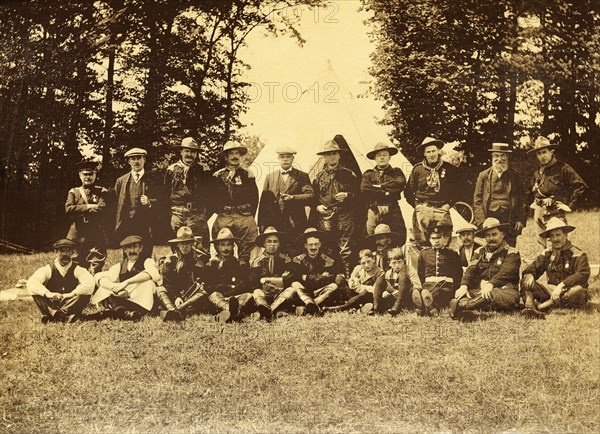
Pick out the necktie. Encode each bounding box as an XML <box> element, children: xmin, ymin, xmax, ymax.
<box><xmin>268</xmin><ymin>256</ymin><xmax>274</xmax><ymax>275</ymax></box>
<box><xmin>134</xmin><ymin>172</ymin><xmax>140</xmax><ymax>182</ymax></box>
<box><xmin>376</xmin><ymin>254</ymin><xmax>382</xmax><ymax>269</ymax></box>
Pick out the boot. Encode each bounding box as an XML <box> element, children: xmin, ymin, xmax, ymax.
<box><xmin>271</xmin><ymin>287</ymin><xmax>295</xmax><ymax>316</ymax></box>
<box><xmin>521</xmin><ymin>291</ymin><xmax>545</xmax><ymax>320</ymax></box>
<box><xmin>387</xmin><ymin>290</ymin><xmax>404</xmax><ymax>316</ymax></box>
<box><xmin>314</xmin><ymin>285</ymin><xmax>336</xmax><ymax>307</ymax></box>
<box><xmin>253</xmin><ymin>290</ymin><xmax>272</xmax><ymax>321</ymax></box>
<box><xmin>157</xmin><ymin>289</ymin><xmax>182</xmax><ymax>322</ymax></box>
<box><xmin>454</xmin><ymin>296</ymin><xmax>491</xmax><ymax>322</ymax></box>
<box><xmin>296</xmin><ymin>287</ymin><xmax>320</xmax><ymax>315</ymax></box>
<box><xmin>176</xmin><ymin>292</ymin><xmax>207</xmax><ymax>316</ymax></box>
<box><xmin>209</xmin><ymin>292</ymin><xmax>239</xmax><ymax>323</ymax></box>
<box><xmin>372</xmin><ymin>277</ymin><xmax>386</xmax><ymax>314</ymax></box>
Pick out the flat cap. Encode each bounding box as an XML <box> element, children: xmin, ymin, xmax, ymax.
<box><xmin>124</xmin><ymin>148</ymin><xmax>147</xmax><ymax>158</ymax></box>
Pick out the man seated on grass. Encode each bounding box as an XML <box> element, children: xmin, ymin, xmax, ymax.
<box><xmin>157</xmin><ymin>226</ymin><xmax>209</xmax><ymax>322</ymax></box>
<box><xmin>91</xmin><ymin>235</ymin><xmax>158</xmax><ymax>321</ymax></box>
<box><xmin>27</xmin><ymin>238</ymin><xmax>95</xmax><ymax>323</ymax></box>
<box><xmin>323</xmin><ymin>249</ymin><xmax>384</xmax><ymax>314</ymax></box>
<box><xmin>449</xmin><ymin>218</ymin><xmax>520</xmax><ymax>321</ymax></box>
<box><xmin>413</xmin><ymin>222</ymin><xmax>462</xmax><ymax>316</ymax></box>
<box><xmin>377</xmin><ymin>247</ymin><xmax>414</xmax><ymax>316</ymax></box>
<box><xmin>365</xmin><ymin>224</ymin><xmax>401</xmax><ymax>271</ymax></box>
<box><xmin>204</xmin><ymin>228</ymin><xmax>255</xmax><ymax>322</ymax></box>
<box><xmin>455</xmin><ymin>223</ymin><xmax>481</xmax><ymax>269</ymax></box>
<box><xmin>249</xmin><ymin>227</ymin><xmax>293</xmax><ymax>321</ymax></box>
<box><xmin>270</xmin><ymin>228</ymin><xmax>346</xmax><ymax>316</ymax></box>
<box><xmin>520</xmin><ymin>217</ymin><xmax>590</xmax><ymax>319</ymax></box>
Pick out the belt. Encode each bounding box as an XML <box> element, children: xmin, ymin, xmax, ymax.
<box><xmin>222</xmin><ymin>204</ymin><xmax>251</xmax><ymax>214</ymax></box>
<box><xmin>425</xmin><ymin>276</ymin><xmax>454</xmax><ymax>284</ymax></box>
<box><xmin>416</xmin><ymin>200</ymin><xmax>447</xmax><ymax>207</ymax></box>
<box><xmin>172</xmin><ymin>202</ymin><xmax>195</xmax><ymax>212</ymax></box>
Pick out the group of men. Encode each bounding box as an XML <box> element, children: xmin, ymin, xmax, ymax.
<box><xmin>27</xmin><ymin>134</ymin><xmax>591</xmax><ymax>323</ymax></box>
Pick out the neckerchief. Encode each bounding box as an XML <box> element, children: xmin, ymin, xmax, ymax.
<box><xmin>422</xmin><ymin>159</ymin><xmax>443</xmax><ymax>192</ymax></box>
<box><xmin>484</xmin><ymin>241</ymin><xmax>507</xmax><ymax>261</ymax></box>
<box><xmin>533</xmin><ymin>157</ymin><xmax>557</xmax><ymax>196</ymax></box>
<box><xmin>175</xmin><ymin>160</ymin><xmax>191</xmax><ymax>186</ymax></box>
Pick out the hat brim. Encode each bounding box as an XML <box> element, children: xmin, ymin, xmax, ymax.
<box><xmin>475</xmin><ymin>223</ymin><xmax>512</xmax><ymax>238</ymax></box>
<box><xmin>177</xmin><ymin>145</ymin><xmax>201</xmax><ymax>151</ymax></box>
<box><xmin>366</xmin><ymin>147</ymin><xmax>399</xmax><ymax>160</ymax></box>
<box><xmin>316</xmin><ymin>149</ymin><xmax>348</xmax><ymax>156</ymax></box>
<box><xmin>210</xmin><ymin>237</ymin><xmax>240</xmax><ymax>244</ymax></box>
<box><xmin>527</xmin><ymin>144</ymin><xmax>557</xmax><ymax>154</ymax></box>
<box><xmin>416</xmin><ymin>141</ymin><xmax>444</xmax><ymax>153</ymax></box>
<box><xmin>296</xmin><ymin>230</ymin><xmax>327</xmax><ymax>244</ymax></box>
<box><xmin>455</xmin><ymin>228</ymin><xmax>477</xmax><ymax>234</ymax></box>
<box><xmin>219</xmin><ymin>147</ymin><xmax>248</xmax><ymax>156</ymax></box>
<box><xmin>168</xmin><ymin>237</ymin><xmax>196</xmax><ymax>244</ymax></box>
<box><xmin>256</xmin><ymin>232</ymin><xmax>285</xmax><ymax>246</ymax></box>
<box><xmin>539</xmin><ymin>225</ymin><xmax>575</xmax><ymax>239</ymax></box>
<box><xmin>366</xmin><ymin>231</ymin><xmax>401</xmax><ymax>240</ymax></box>
<box><xmin>487</xmin><ymin>149</ymin><xmax>513</xmax><ymax>153</ymax></box>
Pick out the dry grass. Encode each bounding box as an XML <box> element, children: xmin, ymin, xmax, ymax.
<box><xmin>0</xmin><ymin>211</ymin><xmax>599</xmax><ymax>433</ymax></box>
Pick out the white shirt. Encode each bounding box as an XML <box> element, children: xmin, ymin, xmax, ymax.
<box><xmin>27</xmin><ymin>259</ymin><xmax>95</xmax><ymax>297</ymax></box>
<box><xmin>95</xmin><ymin>258</ymin><xmax>161</xmax><ymax>287</ymax></box>
<box><xmin>131</xmin><ymin>169</ymin><xmax>145</xmax><ymax>183</ymax></box>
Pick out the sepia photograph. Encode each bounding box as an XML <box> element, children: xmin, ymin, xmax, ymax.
<box><xmin>0</xmin><ymin>0</ymin><xmax>598</xmax><ymax>432</ymax></box>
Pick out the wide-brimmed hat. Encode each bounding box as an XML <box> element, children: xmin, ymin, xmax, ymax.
<box><xmin>53</xmin><ymin>238</ymin><xmax>78</xmax><ymax>250</ymax></box>
<box><xmin>488</xmin><ymin>142</ymin><xmax>513</xmax><ymax>153</ymax></box>
<box><xmin>275</xmin><ymin>146</ymin><xmax>297</xmax><ymax>155</ymax></box>
<box><xmin>296</xmin><ymin>227</ymin><xmax>326</xmax><ymax>244</ymax></box>
<box><xmin>256</xmin><ymin>227</ymin><xmax>286</xmax><ymax>246</ymax></box>
<box><xmin>218</xmin><ymin>141</ymin><xmax>247</xmax><ymax>157</ymax></box>
<box><xmin>316</xmin><ymin>140</ymin><xmax>348</xmax><ymax>156</ymax></box>
<box><xmin>366</xmin><ymin>224</ymin><xmax>400</xmax><ymax>241</ymax></box>
<box><xmin>178</xmin><ymin>137</ymin><xmax>201</xmax><ymax>151</ymax></box>
<box><xmin>168</xmin><ymin>226</ymin><xmax>195</xmax><ymax>244</ymax></box>
<box><xmin>124</xmin><ymin>148</ymin><xmax>147</xmax><ymax>158</ymax></box>
<box><xmin>76</xmin><ymin>160</ymin><xmax>98</xmax><ymax>173</ymax></box>
<box><xmin>527</xmin><ymin>136</ymin><xmax>557</xmax><ymax>154</ymax></box>
<box><xmin>455</xmin><ymin>223</ymin><xmax>478</xmax><ymax>235</ymax></box>
<box><xmin>475</xmin><ymin>218</ymin><xmax>511</xmax><ymax>237</ymax></box>
<box><xmin>539</xmin><ymin>217</ymin><xmax>575</xmax><ymax>239</ymax></box>
<box><xmin>416</xmin><ymin>137</ymin><xmax>445</xmax><ymax>154</ymax></box>
<box><xmin>120</xmin><ymin>235</ymin><xmax>143</xmax><ymax>247</ymax></box>
<box><xmin>366</xmin><ymin>142</ymin><xmax>399</xmax><ymax>160</ymax></box>
<box><xmin>210</xmin><ymin>228</ymin><xmax>240</xmax><ymax>244</ymax></box>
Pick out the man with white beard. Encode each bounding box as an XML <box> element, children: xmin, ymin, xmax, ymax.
<box><xmin>472</xmin><ymin>143</ymin><xmax>527</xmax><ymax>246</ymax></box>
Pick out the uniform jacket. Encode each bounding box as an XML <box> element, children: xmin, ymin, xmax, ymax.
<box><xmin>249</xmin><ymin>252</ymin><xmax>292</xmax><ymax>287</ymax></box>
<box><xmin>203</xmin><ymin>256</ymin><xmax>250</xmax><ymax>297</ymax></box>
<box><xmin>404</xmin><ymin>160</ymin><xmax>460</xmax><ymax>207</ymax></box>
<box><xmin>213</xmin><ymin>167</ymin><xmax>259</xmax><ymax>216</ymax></box>
<box><xmin>289</xmin><ymin>252</ymin><xmax>344</xmax><ymax>291</ymax></box>
<box><xmin>473</xmin><ymin>167</ymin><xmax>527</xmax><ymax>227</ymax></box>
<box><xmin>313</xmin><ymin>166</ymin><xmax>359</xmax><ymax>212</ymax></box>
<box><xmin>523</xmin><ymin>241</ymin><xmax>590</xmax><ymax>288</ymax></box>
<box><xmin>257</xmin><ymin>167</ymin><xmax>313</xmax><ymax>232</ymax></box>
<box><xmin>160</xmin><ymin>251</ymin><xmax>206</xmax><ymax>299</ymax></box>
<box><xmin>529</xmin><ymin>159</ymin><xmax>587</xmax><ymax>209</ymax></box>
<box><xmin>462</xmin><ymin>243</ymin><xmax>521</xmax><ymax>289</ymax></box>
<box><xmin>114</xmin><ymin>170</ymin><xmax>162</xmax><ymax>232</ymax></box>
<box><xmin>65</xmin><ymin>184</ymin><xmax>109</xmax><ymax>243</ymax></box>
<box><xmin>163</xmin><ymin>161</ymin><xmax>215</xmax><ymax>213</ymax></box>
<box><xmin>360</xmin><ymin>165</ymin><xmax>406</xmax><ymax>209</ymax></box>
<box><xmin>417</xmin><ymin>247</ymin><xmax>463</xmax><ymax>290</ymax></box>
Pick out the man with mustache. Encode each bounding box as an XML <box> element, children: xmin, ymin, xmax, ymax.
<box><xmin>114</xmin><ymin>148</ymin><xmax>161</xmax><ymax>259</ymax></box>
<box><xmin>91</xmin><ymin>235</ymin><xmax>159</xmax><ymax>320</ymax></box>
<box><xmin>473</xmin><ymin>143</ymin><xmax>527</xmax><ymax>247</ymax></box>
<box><xmin>455</xmin><ymin>223</ymin><xmax>481</xmax><ymax>269</ymax></box>
<box><xmin>203</xmin><ymin>228</ymin><xmax>255</xmax><ymax>322</ymax></box>
<box><xmin>27</xmin><ymin>239</ymin><xmax>95</xmax><ymax>323</ymax></box>
<box><xmin>449</xmin><ymin>218</ymin><xmax>521</xmax><ymax>321</ymax></box>
<box><xmin>528</xmin><ymin>136</ymin><xmax>587</xmax><ymax>247</ymax></box>
<box><xmin>361</xmin><ymin>142</ymin><xmax>407</xmax><ymax>247</ymax></box>
<box><xmin>520</xmin><ymin>218</ymin><xmax>590</xmax><ymax>319</ymax></box>
<box><xmin>163</xmin><ymin>137</ymin><xmax>215</xmax><ymax>251</ymax></box>
<box><xmin>65</xmin><ymin>160</ymin><xmax>109</xmax><ymax>274</ymax></box>
<box><xmin>212</xmin><ymin>141</ymin><xmax>259</xmax><ymax>263</ymax></box>
<box><xmin>404</xmin><ymin>137</ymin><xmax>460</xmax><ymax>249</ymax></box>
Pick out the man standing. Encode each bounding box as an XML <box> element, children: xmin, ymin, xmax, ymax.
<box><xmin>449</xmin><ymin>218</ymin><xmax>521</xmax><ymax>321</ymax></box>
<box><xmin>114</xmin><ymin>148</ymin><xmax>160</xmax><ymax>259</ymax></box>
<box><xmin>404</xmin><ymin>137</ymin><xmax>460</xmax><ymax>248</ymax></box>
<box><xmin>204</xmin><ymin>228</ymin><xmax>255</xmax><ymax>322</ymax></box>
<box><xmin>473</xmin><ymin>142</ymin><xmax>527</xmax><ymax>246</ymax></box>
<box><xmin>313</xmin><ymin>140</ymin><xmax>360</xmax><ymax>275</ymax></box>
<box><xmin>65</xmin><ymin>160</ymin><xmax>109</xmax><ymax>273</ymax></box>
<box><xmin>249</xmin><ymin>227</ymin><xmax>293</xmax><ymax>321</ymax></box>
<box><xmin>529</xmin><ymin>136</ymin><xmax>588</xmax><ymax>247</ymax></box>
<box><xmin>92</xmin><ymin>235</ymin><xmax>159</xmax><ymax>320</ymax></box>
<box><xmin>157</xmin><ymin>226</ymin><xmax>209</xmax><ymax>322</ymax></box>
<box><xmin>164</xmin><ymin>137</ymin><xmax>215</xmax><ymax>251</ymax></box>
<box><xmin>212</xmin><ymin>141</ymin><xmax>259</xmax><ymax>263</ymax></box>
<box><xmin>257</xmin><ymin>146</ymin><xmax>313</xmax><ymax>241</ymax></box>
<box><xmin>27</xmin><ymin>239</ymin><xmax>95</xmax><ymax>323</ymax></box>
<box><xmin>521</xmin><ymin>218</ymin><xmax>590</xmax><ymax>319</ymax></box>
<box><xmin>361</xmin><ymin>142</ymin><xmax>407</xmax><ymax>246</ymax></box>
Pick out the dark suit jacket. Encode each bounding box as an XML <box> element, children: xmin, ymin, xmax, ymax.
<box><xmin>473</xmin><ymin>167</ymin><xmax>527</xmax><ymax>228</ymax></box>
<box><xmin>114</xmin><ymin>171</ymin><xmax>161</xmax><ymax>233</ymax></box>
<box><xmin>258</xmin><ymin>167</ymin><xmax>313</xmax><ymax>234</ymax></box>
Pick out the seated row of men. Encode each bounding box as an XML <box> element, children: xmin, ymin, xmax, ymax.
<box><xmin>28</xmin><ymin>213</ymin><xmax>591</xmax><ymax>323</ymax></box>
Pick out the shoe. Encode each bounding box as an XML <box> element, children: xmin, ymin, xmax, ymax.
<box><xmin>305</xmin><ymin>302</ymin><xmax>320</xmax><ymax>316</ymax></box>
<box><xmin>387</xmin><ymin>308</ymin><xmax>400</xmax><ymax>317</ymax></box>
<box><xmin>52</xmin><ymin>311</ymin><xmax>66</xmax><ymax>322</ymax></box>
<box><xmin>65</xmin><ymin>314</ymin><xmax>78</xmax><ymax>323</ymax></box>
<box><xmin>449</xmin><ymin>298</ymin><xmax>459</xmax><ymax>320</ymax></box>
<box><xmin>412</xmin><ymin>289</ymin><xmax>423</xmax><ymax>308</ymax></box>
<box><xmin>248</xmin><ymin>312</ymin><xmax>261</xmax><ymax>322</ymax></box>
<box><xmin>456</xmin><ymin>309</ymin><xmax>481</xmax><ymax>323</ymax></box>
<box><xmin>121</xmin><ymin>310</ymin><xmax>142</xmax><ymax>321</ymax></box>
<box><xmin>322</xmin><ymin>306</ymin><xmax>342</xmax><ymax>313</ymax></box>
<box><xmin>160</xmin><ymin>309</ymin><xmax>182</xmax><ymax>322</ymax></box>
<box><xmin>521</xmin><ymin>307</ymin><xmax>546</xmax><ymax>320</ymax></box>
<box><xmin>421</xmin><ymin>289</ymin><xmax>433</xmax><ymax>308</ymax></box>
<box><xmin>257</xmin><ymin>304</ymin><xmax>273</xmax><ymax>322</ymax></box>
<box><xmin>40</xmin><ymin>315</ymin><xmax>52</xmax><ymax>324</ymax></box>
<box><xmin>360</xmin><ymin>303</ymin><xmax>374</xmax><ymax>315</ymax></box>
<box><xmin>295</xmin><ymin>306</ymin><xmax>306</xmax><ymax>316</ymax></box>
<box><xmin>228</xmin><ymin>297</ymin><xmax>240</xmax><ymax>319</ymax></box>
<box><xmin>215</xmin><ymin>311</ymin><xmax>232</xmax><ymax>323</ymax></box>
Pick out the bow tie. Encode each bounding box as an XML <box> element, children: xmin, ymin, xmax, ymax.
<box><xmin>281</xmin><ymin>170</ymin><xmax>291</xmax><ymax>175</ymax></box>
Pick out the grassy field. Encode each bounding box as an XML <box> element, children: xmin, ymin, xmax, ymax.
<box><xmin>1</xmin><ymin>211</ymin><xmax>599</xmax><ymax>433</ymax></box>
